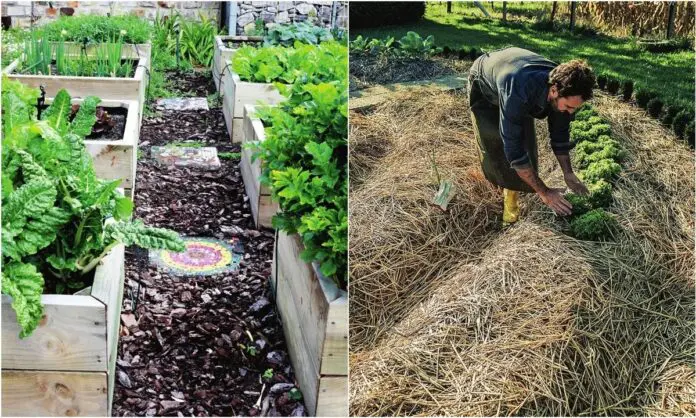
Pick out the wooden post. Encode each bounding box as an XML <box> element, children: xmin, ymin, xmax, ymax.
<box><xmin>502</xmin><ymin>2</ymin><xmax>507</xmax><ymax>22</ymax></box>
<box><xmin>447</xmin><ymin>1</ymin><xmax>452</xmax><ymax>13</ymax></box>
<box><xmin>569</xmin><ymin>1</ymin><xmax>577</xmax><ymax>31</ymax></box>
<box><xmin>550</xmin><ymin>1</ymin><xmax>558</xmax><ymax>23</ymax></box>
<box><xmin>666</xmin><ymin>1</ymin><xmax>677</xmax><ymax>39</ymax></box>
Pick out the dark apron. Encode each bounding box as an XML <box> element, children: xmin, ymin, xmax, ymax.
<box><xmin>468</xmin><ymin>59</ymin><xmax>539</xmax><ymax>193</ymax></box>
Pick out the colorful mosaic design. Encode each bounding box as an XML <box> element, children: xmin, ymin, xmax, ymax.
<box><xmin>150</xmin><ymin>237</ymin><xmax>243</xmax><ymax>276</ymax></box>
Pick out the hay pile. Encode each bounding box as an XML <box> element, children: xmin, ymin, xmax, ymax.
<box><xmin>349</xmin><ymin>89</ymin><xmax>695</xmax><ymax>416</ymax></box>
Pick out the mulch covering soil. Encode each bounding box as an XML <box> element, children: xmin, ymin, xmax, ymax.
<box><xmin>349</xmin><ymin>53</ymin><xmax>468</xmax><ymax>91</ymax></box>
<box><xmin>113</xmin><ymin>72</ymin><xmax>306</xmax><ymax>417</ymax></box>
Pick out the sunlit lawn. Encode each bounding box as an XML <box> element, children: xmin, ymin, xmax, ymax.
<box><xmin>353</xmin><ymin>4</ymin><xmax>695</xmax><ymax>110</ymax></box>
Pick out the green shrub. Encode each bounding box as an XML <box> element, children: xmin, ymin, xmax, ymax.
<box><xmin>606</xmin><ymin>78</ymin><xmax>620</xmax><ymax>94</ymax></box>
<box><xmin>587</xmin><ymin>179</ymin><xmax>613</xmax><ymax>208</ymax></box>
<box><xmin>621</xmin><ymin>80</ymin><xmax>634</xmax><ymax>101</ymax></box>
<box><xmin>660</xmin><ymin>105</ymin><xmax>683</xmax><ymax>126</ymax></box>
<box><xmin>582</xmin><ymin>159</ymin><xmax>622</xmax><ymax>183</ymax></box>
<box><xmin>566</xmin><ymin>193</ymin><xmax>592</xmax><ymax>215</ymax></box>
<box><xmin>570</xmin><ymin>209</ymin><xmax>618</xmax><ymax>241</ymax></box>
<box><xmin>646</xmin><ymin>98</ymin><xmax>664</xmax><ymax>118</ymax></box>
<box><xmin>635</xmin><ymin>89</ymin><xmax>657</xmax><ymax>108</ymax></box>
<box><xmin>574</xmin><ymin>137</ymin><xmax>625</xmax><ymax>168</ymax></box>
<box><xmin>596</xmin><ymin>74</ymin><xmax>608</xmax><ymax>90</ymax></box>
<box><xmin>574</xmin><ymin>105</ymin><xmax>599</xmax><ymax>122</ymax></box>
<box><xmin>41</xmin><ymin>15</ymin><xmax>152</xmax><ymax>44</ymax></box>
<box><xmin>672</xmin><ymin>110</ymin><xmax>691</xmax><ymax>139</ymax></box>
<box><xmin>684</xmin><ymin>121</ymin><xmax>695</xmax><ymax>147</ymax></box>
<box><xmin>458</xmin><ymin>47</ymin><xmax>468</xmax><ymax>60</ymax></box>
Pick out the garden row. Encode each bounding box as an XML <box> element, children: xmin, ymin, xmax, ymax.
<box><xmin>211</xmin><ymin>31</ymin><xmax>348</xmax><ymax>417</ymax></box>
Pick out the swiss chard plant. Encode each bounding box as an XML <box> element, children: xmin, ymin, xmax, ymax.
<box><xmin>1</xmin><ymin>77</ymin><xmax>185</xmax><ymax>338</ymax></box>
<box><xmin>248</xmin><ymin>45</ymin><xmax>348</xmax><ymax>289</ymax></box>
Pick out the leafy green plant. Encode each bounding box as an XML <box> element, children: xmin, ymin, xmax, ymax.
<box><xmin>251</xmin><ymin>44</ymin><xmax>348</xmax><ymax>289</ymax></box>
<box><xmin>684</xmin><ymin>121</ymin><xmax>695</xmax><ymax>147</ymax></box>
<box><xmin>596</xmin><ymin>74</ymin><xmax>608</xmax><ymax>90</ymax></box>
<box><xmin>621</xmin><ymin>80</ymin><xmax>634</xmax><ymax>102</ymax></box>
<box><xmin>265</xmin><ymin>22</ymin><xmax>334</xmax><ymax>46</ymax></box>
<box><xmin>570</xmin><ymin>122</ymin><xmax>612</xmax><ymax>143</ymax></box>
<box><xmin>581</xmin><ymin>159</ymin><xmax>622</xmax><ymax>183</ymax></box>
<box><xmin>288</xmin><ymin>388</ymin><xmax>303</xmax><ymax>401</ymax></box>
<box><xmin>41</xmin><ymin>15</ymin><xmax>151</xmax><ymax>44</ymax></box>
<box><xmin>606</xmin><ymin>78</ymin><xmax>620</xmax><ymax>95</ymax></box>
<box><xmin>398</xmin><ymin>31</ymin><xmax>441</xmax><ymax>57</ymax></box>
<box><xmin>635</xmin><ymin>88</ymin><xmax>657</xmax><ymax>108</ymax></box>
<box><xmin>2</xmin><ymin>77</ymin><xmax>185</xmax><ymax>338</ymax></box>
<box><xmin>218</xmin><ymin>152</ymin><xmax>241</xmax><ymax>160</ymax></box>
<box><xmin>262</xmin><ymin>368</ymin><xmax>274</xmax><ymax>380</ymax></box>
<box><xmin>570</xmin><ymin>209</ymin><xmax>618</xmax><ymax>241</ymax></box>
<box><xmin>233</xmin><ymin>41</ymin><xmax>348</xmax><ymax>85</ymax></box>
<box><xmin>672</xmin><ymin>110</ymin><xmax>691</xmax><ymax>139</ymax></box>
<box><xmin>573</xmin><ymin>135</ymin><xmax>625</xmax><ymax>168</ymax></box>
<box><xmin>660</xmin><ymin>105</ymin><xmax>683</xmax><ymax>126</ymax></box>
<box><xmin>23</xmin><ymin>31</ymin><xmax>52</xmax><ymax>75</ymax></box>
<box><xmin>646</xmin><ymin>98</ymin><xmax>663</xmax><ymax>118</ymax></box>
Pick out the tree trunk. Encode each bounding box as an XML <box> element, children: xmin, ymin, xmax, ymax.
<box><xmin>550</xmin><ymin>2</ymin><xmax>558</xmax><ymax>22</ymax></box>
<box><xmin>447</xmin><ymin>1</ymin><xmax>452</xmax><ymax>14</ymax></box>
<box><xmin>570</xmin><ymin>1</ymin><xmax>577</xmax><ymax>31</ymax></box>
<box><xmin>502</xmin><ymin>1</ymin><xmax>507</xmax><ymax>22</ymax></box>
<box><xmin>666</xmin><ymin>1</ymin><xmax>677</xmax><ymax>39</ymax></box>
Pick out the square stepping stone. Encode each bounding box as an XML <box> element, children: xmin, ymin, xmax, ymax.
<box><xmin>149</xmin><ymin>237</ymin><xmax>244</xmax><ymax>277</ymax></box>
<box><xmin>151</xmin><ymin>146</ymin><xmax>221</xmax><ymax>170</ymax></box>
<box><xmin>155</xmin><ymin>97</ymin><xmax>209</xmax><ymax>111</ymax></box>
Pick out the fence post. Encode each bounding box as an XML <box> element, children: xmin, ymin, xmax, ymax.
<box><xmin>666</xmin><ymin>1</ymin><xmax>677</xmax><ymax>39</ymax></box>
<box><xmin>569</xmin><ymin>1</ymin><xmax>577</xmax><ymax>31</ymax></box>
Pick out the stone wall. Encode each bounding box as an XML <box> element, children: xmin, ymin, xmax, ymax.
<box><xmin>2</xmin><ymin>1</ymin><xmax>347</xmax><ymax>32</ymax></box>
<box><xmin>1</xmin><ymin>1</ymin><xmax>221</xmax><ymax>28</ymax></box>
<box><xmin>234</xmin><ymin>1</ymin><xmax>348</xmax><ymax>35</ymax></box>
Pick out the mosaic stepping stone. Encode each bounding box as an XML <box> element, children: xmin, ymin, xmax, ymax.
<box><xmin>151</xmin><ymin>146</ymin><xmax>221</xmax><ymax>170</ymax></box>
<box><xmin>155</xmin><ymin>97</ymin><xmax>209</xmax><ymax>111</ymax></box>
<box><xmin>150</xmin><ymin>237</ymin><xmax>244</xmax><ymax>277</ymax></box>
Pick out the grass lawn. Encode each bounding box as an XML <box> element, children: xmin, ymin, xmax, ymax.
<box><xmin>352</xmin><ymin>4</ymin><xmax>695</xmax><ymax>111</ymax></box>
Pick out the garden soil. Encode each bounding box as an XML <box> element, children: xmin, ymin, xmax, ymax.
<box><xmin>349</xmin><ymin>89</ymin><xmax>694</xmax><ymax>416</ymax></box>
<box><xmin>112</xmin><ymin>72</ymin><xmax>306</xmax><ymax>417</ymax></box>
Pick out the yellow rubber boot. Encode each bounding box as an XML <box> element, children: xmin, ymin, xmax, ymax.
<box><xmin>502</xmin><ymin>189</ymin><xmax>520</xmax><ymax>225</ymax></box>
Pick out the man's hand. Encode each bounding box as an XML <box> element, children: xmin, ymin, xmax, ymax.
<box><xmin>539</xmin><ymin>187</ymin><xmax>573</xmax><ymax>216</ymax></box>
<box><xmin>564</xmin><ymin>172</ymin><xmax>589</xmax><ymax>196</ymax></box>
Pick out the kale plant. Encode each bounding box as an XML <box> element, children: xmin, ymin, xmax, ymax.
<box><xmin>2</xmin><ymin>77</ymin><xmax>185</xmax><ymax>338</ymax></box>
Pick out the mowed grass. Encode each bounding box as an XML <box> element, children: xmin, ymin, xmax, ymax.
<box><xmin>353</xmin><ymin>4</ymin><xmax>695</xmax><ymax>110</ymax></box>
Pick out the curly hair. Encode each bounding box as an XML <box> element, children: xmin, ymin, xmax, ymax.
<box><xmin>549</xmin><ymin>59</ymin><xmax>596</xmax><ymax>100</ymax></box>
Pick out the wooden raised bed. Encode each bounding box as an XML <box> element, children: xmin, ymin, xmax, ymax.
<box><xmin>241</xmin><ymin>104</ymin><xmax>279</xmax><ymax>229</ymax></box>
<box><xmin>42</xmin><ymin>97</ymin><xmax>140</xmax><ymax>195</ymax></box>
<box><xmin>1</xmin><ymin>244</ymin><xmax>126</xmax><ymax>417</ymax></box>
<box><xmin>3</xmin><ymin>43</ymin><xmax>151</xmax><ymax>124</ymax></box>
<box><xmin>212</xmin><ymin>35</ymin><xmax>263</xmax><ymax>91</ymax></box>
<box><xmin>220</xmin><ymin>69</ymin><xmax>284</xmax><ymax>143</ymax></box>
<box><xmin>271</xmin><ymin>231</ymin><xmax>348</xmax><ymax>417</ymax></box>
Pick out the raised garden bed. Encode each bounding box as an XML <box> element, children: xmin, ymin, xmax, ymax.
<box><xmin>220</xmin><ymin>70</ymin><xmax>284</xmax><ymax>143</ymax></box>
<box><xmin>241</xmin><ymin>104</ymin><xmax>279</xmax><ymax>229</ymax></box>
<box><xmin>212</xmin><ymin>35</ymin><xmax>263</xmax><ymax>91</ymax></box>
<box><xmin>271</xmin><ymin>231</ymin><xmax>348</xmax><ymax>417</ymax></box>
<box><xmin>42</xmin><ymin>97</ymin><xmax>140</xmax><ymax>195</ymax></box>
<box><xmin>2</xmin><ymin>244</ymin><xmax>126</xmax><ymax>417</ymax></box>
<box><xmin>3</xmin><ymin>43</ymin><xmax>151</xmax><ymax>124</ymax></box>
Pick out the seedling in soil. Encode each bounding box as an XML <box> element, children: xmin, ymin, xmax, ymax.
<box><xmin>288</xmin><ymin>388</ymin><xmax>303</xmax><ymax>401</ymax></box>
<box><xmin>429</xmin><ymin>149</ymin><xmax>456</xmax><ymax>211</ymax></box>
<box><xmin>218</xmin><ymin>152</ymin><xmax>241</xmax><ymax>160</ymax></box>
<box><xmin>207</xmin><ymin>91</ymin><xmax>222</xmax><ymax>108</ymax></box>
<box><xmin>262</xmin><ymin>368</ymin><xmax>274</xmax><ymax>380</ymax></box>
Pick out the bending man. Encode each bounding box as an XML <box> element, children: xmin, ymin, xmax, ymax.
<box><xmin>468</xmin><ymin>47</ymin><xmax>596</xmax><ymax>223</ymax></box>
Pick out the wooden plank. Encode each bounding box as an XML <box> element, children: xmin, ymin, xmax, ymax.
<box><xmin>231</xmin><ymin>118</ymin><xmax>245</xmax><ymax>143</ymax></box>
<box><xmin>275</xmin><ymin>254</ymin><xmax>321</xmax><ymax>415</ymax></box>
<box><xmin>1</xmin><ymin>295</ymin><xmax>107</xmax><ymax>372</ymax></box>
<box><xmin>231</xmin><ymin>74</ymin><xmax>284</xmax><ymax>118</ymax></box>
<box><xmin>1</xmin><ymin>370</ymin><xmax>108</xmax><ymax>417</ymax></box>
<box><xmin>88</xmin><ymin>243</ymin><xmax>125</xmax><ymax>416</ymax></box>
<box><xmin>240</xmin><ymin>147</ymin><xmax>262</xmax><ymax>227</ymax></box>
<box><xmin>322</xmin><ymin>295</ymin><xmax>348</xmax><ymax>376</ymax></box>
<box><xmin>315</xmin><ymin>376</ymin><xmax>349</xmax><ymax>417</ymax></box>
<box><xmin>213</xmin><ymin>35</ymin><xmax>263</xmax><ymax>92</ymax></box>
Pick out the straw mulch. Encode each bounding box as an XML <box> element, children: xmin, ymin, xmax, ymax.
<box><xmin>349</xmin><ymin>89</ymin><xmax>695</xmax><ymax>416</ymax></box>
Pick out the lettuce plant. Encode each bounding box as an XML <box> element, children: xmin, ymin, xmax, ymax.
<box><xmin>2</xmin><ymin>77</ymin><xmax>185</xmax><ymax>338</ymax></box>
<box><xmin>570</xmin><ymin>209</ymin><xmax>618</xmax><ymax>241</ymax></box>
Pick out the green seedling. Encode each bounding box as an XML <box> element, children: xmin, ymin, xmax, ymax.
<box><xmin>218</xmin><ymin>152</ymin><xmax>241</xmax><ymax>160</ymax></box>
<box><xmin>429</xmin><ymin>149</ymin><xmax>456</xmax><ymax>211</ymax></box>
<box><xmin>262</xmin><ymin>368</ymin><xmax>273</xmax><ymax>380</ymax></box>
<box><xmin>288</xmin><ymin>388</ymin><xmax>303</xmax><ymax>401</ymax></box>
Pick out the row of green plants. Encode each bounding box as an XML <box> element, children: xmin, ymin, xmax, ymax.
<box><xmin>1</xmin><ymin>77</ymin><xmax>185</xmax><ymax>338</ymax></box>
<box><xmin>595</xmin><ymin>74</ymin><xmax>694</xmax><ymax>147</ymax></box>
<box><xmin>350</xmin><ymin>31</ymin><xmax>443</xmax><ymax>59</ymax></box>
<box><xmin>237</xmin><ymin>42</ymin><xmax>348</xmax><ymax>289</ymax></box>
<box><xmin>232</xmin><ymin>40</ymin><xmax>347</xmax><ymax>84</ymax></box>
<box><xmin>20</xmin><ymin>30</ymin><xmax>134</xmax><ymax>78</ymax></box>
<box><xmin>564</xmin><ymin>104</ymin><xmax>625</xmax><ymax>241</ymax></box>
